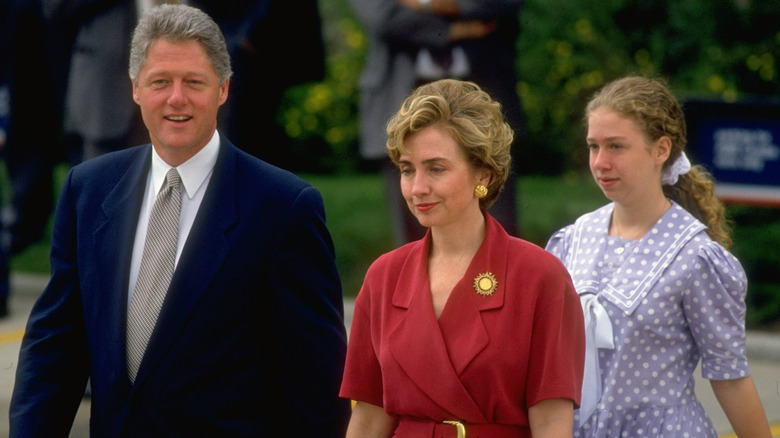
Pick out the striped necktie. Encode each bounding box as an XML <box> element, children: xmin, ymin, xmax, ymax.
<box><xmin>126</xmin><ymin>168</ymin><xmax>182</xmax><ymax>382</ymax></box>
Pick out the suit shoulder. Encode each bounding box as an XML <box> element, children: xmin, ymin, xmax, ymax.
<box><xmin>68</xmin><ymin>145</ymin><xmax>148</xmax><ymax>183</ymax></box>
<box><xmin>234</xmin><ymin>149</ymin><xmax>312</xmax><ymax>193</ymax></box>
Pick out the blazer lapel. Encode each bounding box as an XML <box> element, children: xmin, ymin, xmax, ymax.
<box><xmin>387</xmin><ymin>234</ymin><xmax>488</xmax><ymax>422</ymax></box>
<box><xmin>133</xmin><ymin>138</ymin><xmax>239</xmax><ymax>385</ymax></box>
<box><xmin>437</xmin><ymin>217</ymin><xmax>507</xmax><ymax>376</ymax></box>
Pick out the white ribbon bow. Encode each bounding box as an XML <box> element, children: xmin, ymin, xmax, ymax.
<box><xmin>662</xmin><ymin>152</ymin><xmax>692</xmax><ymax>185</ymax></box>
<box><xmin>577</xmin><ymin>293</ymin><xmax>614</xmax><ymax>426</ymax></box>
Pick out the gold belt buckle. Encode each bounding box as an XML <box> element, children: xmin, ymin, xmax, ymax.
<box><xmin>442</xmin><ymin>420</ymin><xmax>466</xmax><ymax>438</ymax></box>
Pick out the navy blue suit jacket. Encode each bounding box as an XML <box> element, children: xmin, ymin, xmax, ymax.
<box><xmin>10</xmin><ymin>135</ymin><xmax>351</xmax><ymax>437</ymax></box>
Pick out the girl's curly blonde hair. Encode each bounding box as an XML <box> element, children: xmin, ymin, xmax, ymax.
<box><xmin>586</xmin><ymin>76</ymin><xmax>732</xmax><ymax>248</ymax></box>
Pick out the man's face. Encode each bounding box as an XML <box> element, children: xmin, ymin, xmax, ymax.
<box><xmin>132</xmin><ymin>38</ymin><xmax>229</xmax><ymax>166</ymax></box>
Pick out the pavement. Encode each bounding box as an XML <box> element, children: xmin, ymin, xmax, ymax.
<box><xmin>0</xmin><ymin>273</ymin><xmax>778</xmax><ymax>437</ymax></box>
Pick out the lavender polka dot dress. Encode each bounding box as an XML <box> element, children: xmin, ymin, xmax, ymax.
<box><xmin>546</xmin><ymin>201</ymin><xmax>749</xmax><ymax>438</ymax></box>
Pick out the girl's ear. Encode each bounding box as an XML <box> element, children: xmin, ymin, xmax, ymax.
<box><xmin>655</xmin><ymin>136</ymin><xmax>672</xmax><ymax>164</ymax></box>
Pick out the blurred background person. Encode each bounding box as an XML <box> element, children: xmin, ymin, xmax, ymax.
<box><xmin>0</xmin><ymin>0</ymin><xmax>14</xmax><ymax>316</ymax></box>
<box><xmin>0</xmin><ymin>0</ymin><xmax>74</xmax><ymax>315</ymax></box>
<box><xmin>42</xmin><ymin>0</ymin><xmax>173</xmax><ymax>162</ymax></box>
<box><xmin>0</xmin><ymin>1</ymin><xmax>183</xmax><ymax>265</ymax></box>
<box><xmin>2</xmin><ymin>0</ymin><xmax>72</xmax><ymax>256</ymax></box>
<box><xmin>349</xmin><ymin>0</ymin><xmax>524</xmax><ymax>247</ymax></box>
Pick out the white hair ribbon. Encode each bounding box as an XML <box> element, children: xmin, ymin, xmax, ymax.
<box><xmin>662</xmin><ymin>152</ymin><xmax>691</xmax><ymax>185</ymax></box>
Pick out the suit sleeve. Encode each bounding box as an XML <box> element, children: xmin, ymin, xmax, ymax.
<box><xmin>266</xmin><ymin>185</ymin><xmax>351</xmax><ymax>436</ymax></box>
<box><xmin>9</xmin><ymin>169</ymin><xmax>90</xmax><ymax>438</ymax></box>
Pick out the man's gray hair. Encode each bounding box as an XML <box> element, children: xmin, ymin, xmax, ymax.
<box><xmin>129</xmin><ymin>4</ymin><xmax>233</xmax><ymax>84</ymax></box>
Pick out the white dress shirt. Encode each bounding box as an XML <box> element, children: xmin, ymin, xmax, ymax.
<box><xmin>127</xmin><ymin>131</ymin><xmax>219</xmax><ymax>305</ymax></box>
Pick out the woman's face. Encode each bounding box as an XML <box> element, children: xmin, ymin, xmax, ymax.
<box><xmin>587</xmin><ymin>106</ymin><xmax>669</xmax><ymax>206</ymax></box>
<box><xmin>398</xmin><ymin>125</ymin><xmax>488</xmax><ymax>230</ymax></box>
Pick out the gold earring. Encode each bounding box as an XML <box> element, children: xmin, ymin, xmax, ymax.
<box><xmin>474</xmin><ymin>184</ymin><xmax>488</xmax><ymax>199</ymax></box>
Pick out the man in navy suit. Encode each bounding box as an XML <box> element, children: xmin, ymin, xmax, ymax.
<box><xmin>9</xmin><ymin>4</ymin><xmax>351</xmax><ymax>437</ymax></box>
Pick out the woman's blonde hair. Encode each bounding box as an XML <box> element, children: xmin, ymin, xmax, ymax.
<box><xmin>385</xmin><ymin>79</ymin><xmax>514</xmax><ymax>209</ymax></box>
<box><xmin>586</xmin><ymin>76</ymin><xmax>732</xmax><ymax>248</ymax></box>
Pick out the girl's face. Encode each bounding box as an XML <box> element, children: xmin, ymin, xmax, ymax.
<box><xmin>398</xmin><ymin>124</ymin><xmax>488</xmax><ymax>230</ymax></box>
<box><xmin>587</xmin><ymin>106</ymin><xmax>669</xmax><ymax>206</ymax></box>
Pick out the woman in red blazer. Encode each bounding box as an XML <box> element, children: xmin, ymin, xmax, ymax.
<box><xmin>340</xmin><ymin>79</ymin><xmax>586</xmax><ymax>437</ymax></box>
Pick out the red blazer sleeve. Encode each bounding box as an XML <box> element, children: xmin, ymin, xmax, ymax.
<box><xmin>525</xmin><ymin>259</ymin><xmax>586</xmax><ymax>408</ymax></box>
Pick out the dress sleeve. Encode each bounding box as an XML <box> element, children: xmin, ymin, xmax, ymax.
<box><xmin>682</xmin><ymin>240</ymin><xmax>750</xmax><ymax>381</ymax></box>
<box><xmin>340</xmin><ymin>277</ymin><xmax>385</xmax><ymax>407</ymax></box>
<box><xmin>525</xmin><ymin>258</ymin><xmax>586</xmax><ymax>407</ymax></box>
<box><xmin>544</xmin><ymin>226</ymin><xmax>572</xmax><ymax>264</ymax></box>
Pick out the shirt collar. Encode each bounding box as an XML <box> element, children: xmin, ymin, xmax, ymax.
<box><xmin>150</xmin><ymin>130</ymin><xmax>220</xmax><ymax>199</ymax></box>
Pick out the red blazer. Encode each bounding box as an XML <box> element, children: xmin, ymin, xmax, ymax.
<box><xmin>341</xmin><ymin>214</ymin><xmax>585</xmax><ymax>430</ymax></box>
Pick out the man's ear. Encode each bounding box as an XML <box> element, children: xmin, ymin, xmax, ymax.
<box><xmin>218</xmin><ymin>78</ymin><xmax>230</xmax><ymax>106</ymax></box>
<box><xmin>131</xmin><ymin>76</ymin><xmax>140</xmax><ymax>104</ymax></box>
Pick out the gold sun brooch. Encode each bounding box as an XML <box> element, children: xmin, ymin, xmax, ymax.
<box><xmin>473</xmin><ymin>272</ymin><xmax>498</xmax><ymax>297</ymax></box>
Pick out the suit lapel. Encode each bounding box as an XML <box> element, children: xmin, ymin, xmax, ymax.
<box><xmin>91</xmin><ymin>147</ymin><xmax>151</xmax><ymax>380</ymax></box>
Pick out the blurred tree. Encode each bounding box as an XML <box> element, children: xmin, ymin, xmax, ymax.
<box><xmin>516</xmin><ymin>0</ymin><xmax>780</xmax><ymax>173</ymax></box>
<box><xmin>275</xmin><ymin>0</ymin><xmax>364</xmax><ymax>173</ymax></box>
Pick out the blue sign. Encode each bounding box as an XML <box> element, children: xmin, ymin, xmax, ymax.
<box><xmin>685</xmin><ymin>99</ymin><xmax>780</xmax><ymax>206</ymax></box>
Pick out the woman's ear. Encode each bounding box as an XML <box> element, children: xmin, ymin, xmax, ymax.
<box><xmin>477</xmin><ymin>168</ymin><xmax>492</xmax><ymax>186</ymax></box>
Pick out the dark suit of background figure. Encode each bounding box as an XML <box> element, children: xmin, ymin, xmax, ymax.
<box><xmin>0</xmin><ymin>0</ymin><xmax>73</xmax><ymax>259</ymax></box>
<box><xmin>0</xmin><ymin>0</ymin><xmax>17</xmax><ymax>316</ymax></box>
<box><xmin>42</xmin><ymin>0</ymin><xmax>149</xmax><ymax>161</ymax></box>
<box><xmin>10</xmin><ymin>134</ymin><xmax>351</xmax><ymax>436</ymax></box>
<box><xmin>349</xmin><ymin>0</ymin><xmax>524</xmax><ymax>246</ymax></box>
<box><xmin>190</xmin><ymin>0</ymin><xmax>326</xmax><ymax>167</ymax></box>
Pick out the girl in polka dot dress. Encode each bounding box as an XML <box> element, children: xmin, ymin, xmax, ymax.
<box><xmin>546</xmin><ymin>76</ymin><xmax>771</xmax><ymax>438</ymax></box>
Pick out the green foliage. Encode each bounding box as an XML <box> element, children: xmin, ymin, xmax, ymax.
<box><xmin>518</xmin><ymin>172</ymin><xmax>605</xmax><ymax>245</ymax></box>
<box><xmin>728</xmin><ymin>206</ymin><xmax>780</xmax><ymax>326</ymax></box>
<box><xmin>516</xmin><ymin>0</ymin><xmax>631</xmax><ymax>173</ymax></box>
<box><xmin>280</xmin><ymin>0</ymin><xmax>780</xmax><ymax>176</ymax></box>
<box><xmin>304</xmin><ymin>173</ymin><xmax>395</xmax><ymax>297</ymax></box>
<box><xmin>516</xmin><ymin>0</ymin><xmax>780</xmax><ymax>174</ymax></box>
<box><xmin>275</xmin><ymin>0</ymin><xmax>364</xmax><ymax>173</ymax></box>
